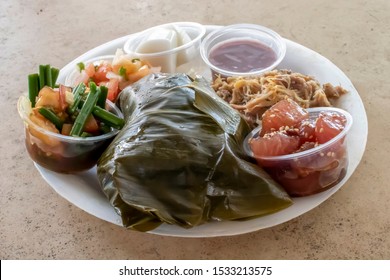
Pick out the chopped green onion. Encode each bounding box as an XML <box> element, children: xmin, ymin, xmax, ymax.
<box><xmin>28</xmin><ymin>64</ymin><xmax>60</xmax><ymax>107</ymax></box>
<box><xmin>45</xmin><ymin>64</ymin><xmax>52</xmax><ymax>88</ymax></box>
<box><xmin>99</xmin><ymin>123</ymin><xmax>111</xmax><ymax>134</ymax></box>
<box><xmin>38</xmin><ymin>65</ymin><xmax>47</xmax><ymax>90</ymax></box>
<box><xmin>28</xmin><ymin>73</ymin><xmax>40</xmax><ymax>107</ymax></box>
<box><xmin>30</xmin><ymin>64</ymin><xmax>60</xmax><ymax>92</ymax></box>
<box><xmin>131</xmin><ymin>58</ymin><xmax>140</xmax><ymax>63</ymax></box>
<box><xmin>68</xmin><ymin>83</ymin><xmax>86</xmax><ymax>115</ymax></box>
<box><xmin>51</xmin><ymin>67</ymin><xmax>59</xmax><ymax>87</ymax></box>
<box><xmin>77</xmin><ymin>62</ymin><xmax>85</xmax><ymax>72</ymax></box>
<box><xmin>38</xmin><ymin>107</ymin><xmax>63</xmax><ymax>130</ymax></box>
<box><xmin>92</xmin><ymin>106</ymin><xmax>124</xmax><ymax>130</ymax></box>
<box><xmin>119</xmin><ymin>66</ymin><xmax>127</xmax><ymax>78</ymax></box>
<box><xmin>97</xmin><ymin>85</ymin><xmax>108</xmax><ymax>108</ymax></box>
<box><xmin>70</xmin><ymin>82</ymin><xmax>99</xmax><ymax>136</ymax></box>
<box><xmin>75</xmin><ymin>96</ymin><xmax>124</xmax><ymax>130</ymax></box>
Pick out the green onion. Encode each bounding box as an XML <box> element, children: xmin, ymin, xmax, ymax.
<box><xmin>29</xmin><ymin>64</ymin><xmax>60</xmax><ymax>107</ymax></box>
<box><xmin>77</xmin><ymin>62</ymin><xmax>85</xmax><ymax>72</ymax></box>
<box><xmin>28</xmin><ymin>73</ymin><xmax>40</xmax><ymax>107</ymax></box>
<box><xmin>45</xmin><ymin>65</ymin><xmax>52</xmax><ymax>88</ymax></box>
<box><xmin>92</xmin><ymin>106</ymin><xmax>124</xmax><ymax>130</ymax></box>
<box><xmin>38</xmin><ymin>65</ymin><xmax>47</xmax><ymax>90</ymax></box>
<box><xmin>99</xmin><ymin>123</ymin><xmax>111</xmax><ymax>134</ymax></box>
<box><xmin>51</xmin><ymin>67</ymin><xmax>59</xmax><ymax>87</ymax></box>
<box><xmin>75</xmin><ymin>96</ymin><xmax>124</xmax><ymax>130</ymax></box>
<box><xmin>131</xmin><ymin>58</ymin><xmax>140</xmax><ymax>63</ymax></box>
<box><xmin>28</xmin><ymin>64</ymin><xmax>60</xmax><ymax>100</ymax></box>
<box><xmin>37</xmin><ymin>64</ymin><xmax>54</xmax><ymax>89</ymax></box>
<box><xmin>70</xmin><ymin>82</ymin><xmax>99</xmax><ymax>136</ymax></box>
<box><xmin>119</xmin><ymin>66</ymin><xmax>127</xmax><ymax>79</ymax></box>
<box><xmin>97</xmin><ymin>85</ymin><xmax>108</xmax><ymax>108</ymax></box>
<box><xmin>38</xmin><ymin>107</ymin><xmax>63</xmax><ymax>130</ymax></box>
<box><xmin>68</xmin><ymin>82</ymin><xmax>86</xmax><ymax>115</ymax></box>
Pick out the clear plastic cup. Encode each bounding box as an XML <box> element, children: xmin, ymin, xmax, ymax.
<box><xmin>243</xmin><ymin>107</ymin><xmax>353</xmax><ymax>197</ymax></box>
<box><xmin>200</xmin><ymin>23</ymin><xmax>286</xmax><ymax>80</ymax></box>
<box><xmin>123</xmin><ymin>22</ymin><xmax>206</xmax><ymax>73</ymax></box>
<box><xmin>18</xmin><ymin>95</ymin><xmax>123</xmax><ymax>173</ymax></box>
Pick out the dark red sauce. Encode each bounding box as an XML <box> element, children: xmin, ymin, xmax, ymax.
<box><xmin>209</xmin><ymin>39</ymin><xmax>277</xmax><ymax>73</ymax></box>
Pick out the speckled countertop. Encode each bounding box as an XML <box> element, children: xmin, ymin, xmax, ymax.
<box><xmin>1</xmin><ymin>0</ymin><xmax>389</xmax><ymax>259</ymax></box>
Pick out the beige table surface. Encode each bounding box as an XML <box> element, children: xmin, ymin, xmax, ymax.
<box><xmin>1</xmin><ymin>0</ymin><xmax>389</xmax><ymax>260</ymax></box>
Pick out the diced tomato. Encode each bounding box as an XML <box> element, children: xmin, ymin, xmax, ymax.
<box><xmin>84</xmin><ymin>62</ymin><xmax>96</xmax><ymax>77</ymax></box>
<box><xmin>261</xmin><ymin>99</ymin><xmax>308</xmax><ymax>136</ymax></box>
<box><xmin>100</xmin><ymin>79</ymin><xmax>120</xmax><ymax>102</ymax></box>
<box><xmin>250</xmin><ymin>131</ymin><xmax>300</xmax><ymax>158</ymax></box>
<box><xmin>315</xmin><ymin>111</ymin><xmax>346</xmax><ymax>144</ymax></box>
<box><xmin>92</xmin><ymin>62</ymin><xmax>112</xmax><ymax>84</ymax></box>
<box><xmin>83</xmin><ymin>115</ymin><xmax>99</xmax><ymax>134</ymax></box>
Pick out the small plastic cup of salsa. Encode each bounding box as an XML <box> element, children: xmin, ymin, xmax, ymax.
<box><xmin>200</xmin><ymin>23</ymin><xmax>286</xmax><ymax>80</ymax></box>
<box><xmin>17</xmin><ymin>95</ymin><xmax>123</xmax><ymax>173</ymax></box>
<box><xmin>243</xmin><ymin>107</ymin><xmax>353</xmax><ymax>197</ymax></box>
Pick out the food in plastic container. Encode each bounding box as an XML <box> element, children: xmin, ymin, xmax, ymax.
<box><xmin>243</xmin><ymin>99</ymin><xmax>353</xmax><ymax>196</ymax></box>
<box><xmin>200</xmin><ymin>24</ymin><xmax>286</xmax><ymax>80</ymax></box>
<box><xmin>124</xmin><ymin>22</ymin><xmax>206</xmax><ymax>73</ymax></box>
<box><xmin>19</xmin><ymin>64</ymin><xmax>124</xmax><ymax>173</ymax></box>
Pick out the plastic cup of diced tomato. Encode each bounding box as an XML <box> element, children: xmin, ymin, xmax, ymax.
<box><xmin>243</xmin><ymin>107</ymin><xmax>353</xmax><ymax>197</ymax></box>
<box><xmin>17</xmin><ymin>95</ymin><xmax>123</xmax><ymax>173</ymax></box>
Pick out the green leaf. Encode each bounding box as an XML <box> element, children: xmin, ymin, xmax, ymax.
<box><xmin>97</xmin><ymin>73</ymin><xmax>292</xmax><ymax>231</ymax></box>
<box><xmin>188</xmin><ymin>77</ymin><xmax>251</xmax><ymax>141</ymax></box>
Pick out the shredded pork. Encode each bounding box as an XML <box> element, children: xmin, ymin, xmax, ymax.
<box><xmin>212</xmin><ymin>69</ymin><xmax>348</xmax><ymax>128</ymax></box>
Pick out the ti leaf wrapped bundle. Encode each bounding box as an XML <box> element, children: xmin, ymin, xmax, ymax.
<box><xmin>97</xmin><ymin>73</ymin><xmax>292</xmax><ymax>231</ymax></box>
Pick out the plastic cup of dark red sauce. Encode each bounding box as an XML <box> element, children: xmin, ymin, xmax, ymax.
<box><xmin>243</xmin><ymin>107</ymin><xmax>353</xmax><ymax>197</ymax></box>
<box><xmin>200</xmin><ymin>24</ymin><xmax>286</xmax><ymax>80</ymax></box>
